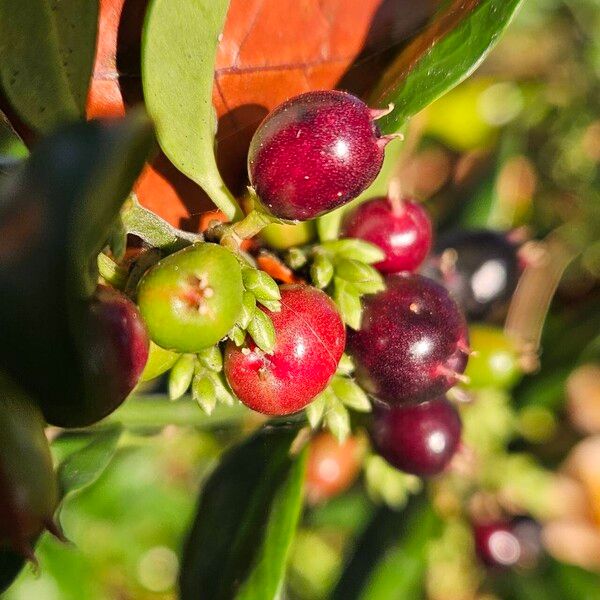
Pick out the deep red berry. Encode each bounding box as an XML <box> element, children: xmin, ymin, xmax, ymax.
<box><xmin>224</xmin><ymin>285</ymin><xmax>345</xmax><ymax>415</ymax></box>
<box><xmin>425</xmin><ymin>229</ymin><xmax>520</xmax><ymax>321</ymax></box>
<box><xmin>371</xmin><ymin>398</ymin><xmax>461</xmax><ymax>477</ymax></box>
<box><xmin>248</xmin><ymin>90</ymin><xmax>389</xmax><ymax>221</ymax></box>
<box><xmin>348</xmin><ymin>274</ymin><xmax>469</xmax><ymax>404</ymax></box>
<box><xmin>342</xmin><ymin>197</ymin><xmax>432</xmax><ymax>273</ymax></box>
<box><xmin>474</xmin><ymin>521</ymin><xmax>522</xmax><ymax>568</ymax></box>
<box><xmin>305</xmin><ymin>432</ymin><xmax>365</xmax><ymax>504</ymax></box>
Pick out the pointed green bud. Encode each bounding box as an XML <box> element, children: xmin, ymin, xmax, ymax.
<box><xmin>324</xmin><ymin>396</ymin><xmax>351</xmax><ymax>443</ymax></box>
<box><xmin>285</xmin><ymin>247</ymin><xmax>308</xmax><ymax>270</ymax></box>
<box><xmin>305</xmin><ymin>392</ymin><xmax>326</xmax><ymax>429</ymax></box>
<box><xmin>321</xmin><ymin>239</ymin><xmax>385</xmax><ymax>264</ymax></box>
<box><xmin>310</xmin><ymin>254</ymin><xmax>334</xmax><ymax>289</ymax></box>
<box><xmin>237</xmin><ymin>291</ymin><xmax>257</xmax><ymax>329</ymax></box>
<box><xmin>336</xmin><ymin>353</ymin><xmax>355</xmax><ymax>376</ymax></box>
<box><xmin>168</xmin><ymin>354</ymin><xmax>195</xmax><ymax>400</ymax></box>
<box><xmin>247</xmin><ymin>310</ymin><xmax>276</xmax><ymax>354</ymax></box>
<box><xmin>192</xmin><ymin>369</ymin><xmax>217</xmax><ymax>415</ymax></box>
<box><xmin>331</xmin><ymin>377</ymin><xmax>371</xmax><ymax>413</ymax></box>
<box><xmin>228</xmin><ymin>325</ymin><xmax>247</xmax><ymax>346</ymax></box>
<box><xmin>242</xmin><ymin>268</ymin><xmax>281</xmax><ymax>301</ymax></box>
<box><xmin>333</xmin><ymin>278</ymin><xmax>363</xmax><ymax>330</ymax></box>
<box><xmin>197</xmin><ymin>345</ymin><xmax>223</xmax><ymax>372</ymax></box>
<box><xmin>208</xmin><ymin>371</ymin><xmax>236</xmax><ymax>406</ymax></box>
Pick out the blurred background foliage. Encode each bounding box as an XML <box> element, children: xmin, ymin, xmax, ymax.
<box><xmin>6</xmin><ymin>0</ymin><xmax>600</xmax><ymax>598</ymax></box>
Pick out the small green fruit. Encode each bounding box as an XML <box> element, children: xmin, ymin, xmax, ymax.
<box><xmin>260</xmin><ymin>221</ymin><xmax>315</xmax><ymax>250</ymax></box>
<box><xmin>465</xmin><ymin>325</ymin><xmax>522</xmax><ymax>390</ymax></box>
<box><xmin>137</xmin><ymin>243</ymin><xmax>243</xmax><ymax>353</ymax></box>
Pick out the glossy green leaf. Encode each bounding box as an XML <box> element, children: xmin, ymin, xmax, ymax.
<box><xmin>142</xmin><ymin>0</ymin><xmax>241</xmax><ymax>220</ymax></box>
<box><xmin>0</xmin><ymin>0</ymin><xmax>98</xmax><ymax>132</ymax></box>
<box><xmin>169</xmin><ymin>355</ymin><xmax>196</xmax><ymax>400</ymax></box>
<box><xmin>332</xmin><ymin>377</ymin><xmax>371</xmax><ymax>413</ymax></box>
<box><xmin>179</xmin><ymin>424</ymin><xmax>306</xmax><ymax>600</ymax></box>
<box><xmin>242</xmin><ymin>268</ymin><xmax>281</xmax><ymax>302</ymax></box>
<box><xmin>311</xmin><ymin>254</ymin><xmax>335</xmax><ymax>289</ymax></box>
<box><xmin>0</xmin><ymin>112</ymin><xmax>154</xmax><ymax>427</ymax></box>
<box><xmin>333</xmin><ymin>278</ymin><xmax>363</xmax><ymax>330</ymax></box>
<box><xmin>247</xmin><ymin>310</ymin><xmax>276</xmax><ymax>354</ymax></box>
<box><xmin>372</xmin><ymin>0</ymin><xmax>525</xmax><ymax>134</ymax></box>
<box><xmin>57</xmin><ymin>424</ymin><xmax>123</xmax><ymax>500</ymax></box>
<box><xmin>321</xmin><ymin>240</ymin><xmax>385</xmax><ymax>264</ymax></box>
<box><xmin>332</xmin><ymin>494</ymin><xmax>441</xmax><ymax>600</ymax></box>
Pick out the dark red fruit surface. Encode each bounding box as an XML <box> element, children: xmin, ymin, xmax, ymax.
<box><xmin>248</xmin><ymin>90</ymin><xmax>386</xmax><ymax>221</ymax></box>
<box><xmin>426</xmin><ymin>229</ymin><xmax>520</xmax><ymax>321</ymax></box>
<box><xmin>305</xmin><ymin>432</ymin><xmax>365</xmax><ymax>503</ymax></box>
<box><xmin>81</xmin><ymin>286</ymin><xmax>149</xmax><ymax>421</ymax></box>
<box><xmin>347</xmin><ymin>274</ymin><xmax>469</xmax><ymax>404</ymax></box>
<box><xmin>474</xmin><ymin>521</ymin><xmax>522</xmax><ymax>568</ymax></box>
<box><xmin>371</xmin><ymin>398</ymin><xmax>461</xmax><ymax>477</ymax></box>
<box><xmin>342</xmin><ymin>197</ymin><xmax>432</xmax><ymax>273</ymax></box>
<box><xmin>224</xmin><ymin>285</ymin><xmax>345</xmax><ymax>415</ymax></box>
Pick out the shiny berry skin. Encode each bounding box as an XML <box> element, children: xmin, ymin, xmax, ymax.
<box><xmin>426</xmin><ymin>229</ymin><xmax>520</xmax><ymax>321</ymax></box>
<box><xmin>464</xmin><ymin>325</ymin><xmax>522</xmax><ymax>390</ymax></box>
<box><xmin>474</xmin><ymin>521</ymin><xmax>522</xmax><ymax>568</ymax></box>
<box><xmin>137</xmin><ymin>243</ymin><xmax>243</xmax><ymax>353</ymax></box>
<box><xmin>305</xmin><ymin>432</ymin><xmax>365</xmax><ymax>504</ymax></box>
<box><xmin>224</xmin><ymin>285</ymin><xmax>345</xmax><ymax>415</ymax></box>
<box><xmin>371</xmin><ymin>398</ymin><xmax>461</xmax><ymax>477</ymax></box>
<box><xmin>341</xmin><ymin>197</ymin><xmax>432</xmax><ymax>273</ymax></box>
<box><xmin>248</xmin><ymin>90</ymin><xmax>387</xmax><ymax>221</ymax></box>
<box><xmin>348</xmin><ymin>274</ymin><xmax>469</xmax><ymax>404</ymax></box>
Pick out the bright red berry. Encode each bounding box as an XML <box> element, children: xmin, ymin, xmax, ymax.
<box><xmin>224</xmin><ymin>285</ymin><xmax>345</xmax><ymax>415</ymax></box>
<box><xmin>248</xmin><ymin>90</ymin><xmax>390</xmax><ymax>221</ymax></box>
<box><xmin>371</xmin><ymin>398</ymin><xmax>461</xmax><ymax>477</ymax></box>
<box><xmin>342</xmin><ymin>197</ymin><xmax>432</xmax><ymax>273</ymax></box>
<box><xmin>348</xmin><ymin>274</ymin><xmax>469</xmax><ymax>404</ymax></box>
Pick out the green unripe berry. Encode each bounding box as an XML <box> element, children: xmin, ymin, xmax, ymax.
<box><xmin>137</xmin><ymin>243</ymin><xmax>243</xmax><ymax>353</ymax></box>
<box><xmin>464</xmin><ymin>325</ymin><xmax>522</xmax><ymax>390</ymax></box>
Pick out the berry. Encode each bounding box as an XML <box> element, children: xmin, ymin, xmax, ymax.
<box><xmin>305</xmin><ymin>432</ymin><xmax>365</xmax><ymax>503</ymax></box>
<box><xmin>425</xmin><ymin>229</ymin><xmax>520</xmax><ymax>321</ymax></box>
<box><xmin>224</xmin><ymin>285</ymin><xmax>345</xmax><ymax>415</ymax></box>
<box><xmin>69</xmin><ymin>286</ymin><xmax>150</xmax><ymax>427</ymax></box>
<box><xmin>474</xmin><ymin>521</ymin><xmax>522</xmax><ymax>568</ymax></box>
<box><xmin>347</xmin><ymin>274</ymin><xmax>469</xmax><ymax>404</ymax></box>
<box><xmin>0</xmin><ymin>375</ymin><xmax>59</xmax><ymax>559</ymax></box>
<box><xmin>371</xmin><ymin>398</ymin><xmax>461</xmax><ymax>477</ymax></box>
<box><xmin>341</xmin><ymin>197</ymin><xmax>432</xmax><ymax>273</ymax></box>
<box><xmin>137</xmin><ymin>243</ymin><xmax>243</xmax><ymax>353</ymax></box>
<box><xmin>261</xmin><ymin>221</ymin><xmax>316</xmax><ymax>250</ymax></box>
<box><xmin>464</xmin><ymin>325</ymin><xmax>522</xmax><ymax>390</ymax></box>
<box><xmin>248</xmin><ymin>90</ymin><xmax>390</xmax><ymax>221</ymax></box>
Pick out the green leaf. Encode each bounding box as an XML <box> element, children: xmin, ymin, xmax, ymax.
<box><xmin>247</xmin><ymin>310</ymin><xmax>276</xmax><ymax>354</ymax></box>
<box><xmin>256</xmin><ymin>298</ymin><xmax>281</xmax><ymax>312</ymax></box>
<box><xmin>57</xmin><ymin>424</ymin><xmax>123</xmax><ymax>500</ymax></box>
<box><xmin>311</xmin><ymin>254</ymin><xmax>335</xmax><ymax>289</ymax></box>
<box><xmin>179</xmin><ymin>424</ymin><xmax>307</xmax><ymax>600</ymax></box>
<box><xmin>229</xmin><ymin>324</ymin><xmax>247</xmax><ymax>347</ymax></box>
<box><xmin>372</xmin><ymin>0</ymin><xmax>525</xmax><ymax>134</ymax></box>
<box><xmin>335</xmin><ymin>258</ymin><xmax>384</xmax><ymax>287</ymax></box>
<box><xmin>321</xmin><ymin>240</ymin><xmax>386</xmax><ymax>264</ymax></box>
<box><xmin>169</xmin><ymin>354</ymin><xmax>196</xmax><ymax>400</ymax></box>
<box><xmin>0</xmin><ymin>110</ymin><xmax>28</xmax><ymax>160</ymax></box>
<box><xmin>333</xmin><ymin>278</ymin><xmax>363</xmax><ymax>330</ymax></box>
<box><xmin>197</xmin><ymin>345</ymin><xmax>223</xmax><ymax>372</ymax></box>
<box><xmin>242</xmin><ymin>268</ymin><xmax>281</xmax><ymax>302</ymax></box>
<box><xmin>142</xmin><ymin>0</ymin><xmax>241</xmax><ymax>220</ymax></box>
<box><xmin>0</xmin><ymin>113</ymin><xmax>154</xmax><ymax>427</ymax></box>
<box><xmin>336</xmin><ymin>353</ymin><xmax>355</xmax><ymax>376</ymax></box>
<box><xmin>332</xmin><ymin>494</ymin><xmax>441</xmax><ymax>600</ymax></box>
<box><xmin>332</xmin><ymin>377</ymin><xmax>371</xmax><ymax>413</ymax></box>
<box><xmin>0</xmin><ymin>0</ymin><xmax>98</xmax><ymax>132</ymax></box>
<box><xmin>208</xmin><ymin>371</ymin><xmax>236</xmax><ymax>406</ymax></box>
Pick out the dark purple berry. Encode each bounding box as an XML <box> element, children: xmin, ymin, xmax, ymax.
<box><xmin>347</xmin><ymin>274</ymin><xmax>469</xmax><ymax>404</ymax></box>
<box><xmin>425</xmin><ymin>229</ymin><xmax>520</xmax><ymax>321</ymax></box>
<box><xmin>248</xmin><ymin>90</ymin><xmax>390</xmax><ymax>221</ymax></box>
<box><xmin>474</xmin><ymin>521</ymin><xmax>522</xmax><ymax>568</ymax></box>
<box><xmin>342</xmin><ymin>197</ymin><xmax>432</xmax><ymax>273</ymax></box>
<box><xmin>371</xmin><ymin>398</ymin><xmax>462</xmax><ymax>477</ymax></box>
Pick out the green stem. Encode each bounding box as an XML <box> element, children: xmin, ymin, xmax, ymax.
<box><xmin>203</xmin><ymin>178</ymin><xmax>244</xmax><ymax>222</ymax></box>
<box><xmin>105</xmin><ymin>395</ymin><xmax>249</xmax><ymax>428</ymax></box>
<box><xmin>121</xmin><ymin>195</ymin><xmax>202</xmax><ymax>250</ymax></box>
<box><xmin>97</xmin><ymin>253</ymin><xmax>128</xmax><ymax>289</ymax></box>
